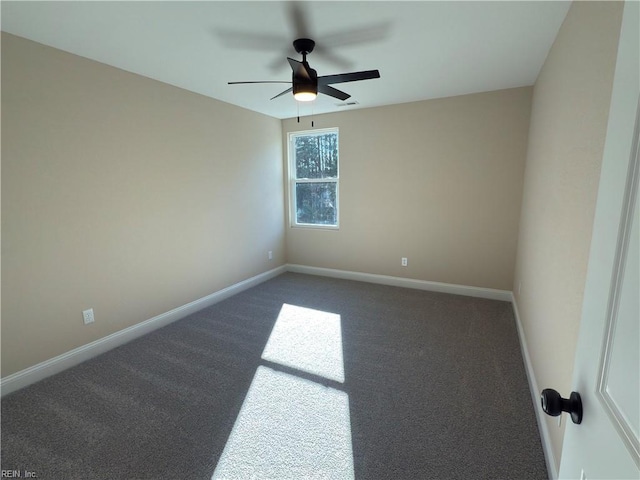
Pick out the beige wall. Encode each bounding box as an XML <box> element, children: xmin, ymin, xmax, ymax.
<box><xmin>512</xmin><ymin>1</ymin><xmax>623</xmax><ymax>470</ymax></box>
<box><xmin>1</xmin><ymin>33</ymin><xmax>285</xmax><ymax>377</ymax></box>
<box><xmin>283</xmin><ymin>87</ymin><xmax>532</xmax><ymax>291</ymax></box>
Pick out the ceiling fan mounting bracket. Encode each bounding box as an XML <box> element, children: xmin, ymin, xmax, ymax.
<box><xmin>293</xmin><ymin>38</ymin><xmax>316</xmax><ymax>56</ymax></box>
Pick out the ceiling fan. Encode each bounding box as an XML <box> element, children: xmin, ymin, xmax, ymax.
<box><xmin>228</xmin><ymin>38</ymin><xmax>380</xmax><ymax>102</ymax></box>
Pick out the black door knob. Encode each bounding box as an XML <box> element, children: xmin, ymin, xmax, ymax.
<box><xmin>541</xmin><ymin>389</ymin><xmax>582</xmax><ymax>424</ymax></box>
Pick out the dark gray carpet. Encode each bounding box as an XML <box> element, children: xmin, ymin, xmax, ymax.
<box><xmin>1</xmin><ymin>272</ymin><xmax>547</xmax><ymax>479</ymax></box>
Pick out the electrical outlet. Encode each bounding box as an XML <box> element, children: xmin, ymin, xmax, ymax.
<box><xmin>401</xmin><ymin>257</ymin><xmax>408</xmax><ymax>267</ymax></box>
<box><xmin>82</xmin><ymin>308</ymin><xmax>95</xmax><ymax>325</ymax></box>
<box><xmin>268</xmin><ymin>251</ymin><xmax>273</xmax><ymax>260</ymax></box>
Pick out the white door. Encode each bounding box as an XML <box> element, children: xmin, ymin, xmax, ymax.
<box><xmin>559</xmin><ymin>2</ymin><xmax>639</xmax><ymax>479</ymax></box>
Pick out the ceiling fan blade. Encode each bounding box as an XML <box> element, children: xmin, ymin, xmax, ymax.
<box><xmin>228</xmin><ymin>81</ymin><xmax>291</xmax><ymax>85</ymax></box>
<box><xmin>318</xmin><ymin>85</ymin><xmax>351</xmax><ymax>101</ymax></box>
<box><xmin>267</xmin><ymin>55</ymin><xmax>290</xmax><ymax>73</ymax></box>
<box><xmin>318</xmin><ymin>70</ymin><xmax>380</xmax><ymax>86</ymax></box>
<box><xmin>270</xmin><ymin>87</ymin><xmax>293</xmax><ymax>100</ymax></box>
<box><xmin>287</xmin><ymin>57</ymin><xmax>301</xmax><ymax>71</ymax></box>
<box><xmin>311</xmin><ymin>45</ymin><xmax>352</xmax><ymax>70</ymax></box>
<box><xmin>287</xmin><ymin>57</ymin><xmax>313</xmax><ymax>81</ymax></box>
<box><xmin>287</xmin><ymin>1</ymin><xmax>312</xmax><ymax>39</ymax></box>
<box><xmin>320</xmin><ymin>22</ymin><xmax>391</xmax><ymax>49</ymax></box>
<box><xmin>215</xmin><ymin>28</ymin><xmax>287</xmax><ymax>51</ymax></box>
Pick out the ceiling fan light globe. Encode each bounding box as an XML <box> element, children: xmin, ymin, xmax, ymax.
<box><xmin>294</xmin><ymin>91</ymin><xmax>317</xmax><ymax>102</ymax></box>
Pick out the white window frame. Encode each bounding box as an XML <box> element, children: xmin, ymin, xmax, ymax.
<box><xmin>288</xmin><ymin>128</ymin><xmax>340</xmax><ymax>229</ymax></box>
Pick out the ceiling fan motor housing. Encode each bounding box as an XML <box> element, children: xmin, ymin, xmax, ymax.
<box><xmin>293</xmin><ymin>63</ymin><xmax>318</xmax><ymax>97</ymax></box>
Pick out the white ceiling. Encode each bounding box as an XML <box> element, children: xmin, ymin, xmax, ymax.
<box><xmin>1</xmin><ymin>1</ymin><xmax>571</xmax><ymax>120</ymax></box>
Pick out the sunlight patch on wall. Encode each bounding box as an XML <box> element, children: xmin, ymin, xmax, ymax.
<box><xmin>261</xmin><ymin>303</ymin><xmax>345</xmax><ymax>383</ymax></box>
<box><xmin>211</xmin><ymin>366</ymin><xmax>354</xmax><ymax>479</ymax></box>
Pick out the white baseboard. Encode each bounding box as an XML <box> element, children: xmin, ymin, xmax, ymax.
<box><xmin>0</xmin><ymin>265</ymin><xmax>287</xmax><ymax>397</ymax></box>
<box><xmin>511</xmin><ymin>294</ymin><xmax>558</xmax><ymax>480</ymax></box>
<box><xmin>286</xmin><ymin>264</ymin><xmax>512</xmax><ymax>301</ymax></box>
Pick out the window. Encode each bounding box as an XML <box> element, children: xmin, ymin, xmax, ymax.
<box><xmin>288</xmin><ymin>128</ymin><xmax>339</xmax><ymax>228</ymax></box>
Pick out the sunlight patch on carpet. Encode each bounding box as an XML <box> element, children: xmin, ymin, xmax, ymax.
<box><xmin>261</xmin><ymin>303</ymin><xmax>345</xmax><ymax>383</ymax></box>
<box><xmin>212</xmin><ymin>304</ymin><xmax>353</xmax><ymax>479</ymax></box>
<box><xmin>211</xmin><ymin>366</ymin><xmax>354</xmax><ymax>480</ymax></box>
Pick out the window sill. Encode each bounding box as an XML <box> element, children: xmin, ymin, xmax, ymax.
<box><xmin>290</xmin><ymin>223</ymin><xmax>340</xmax><ymax>231</ymax></box>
